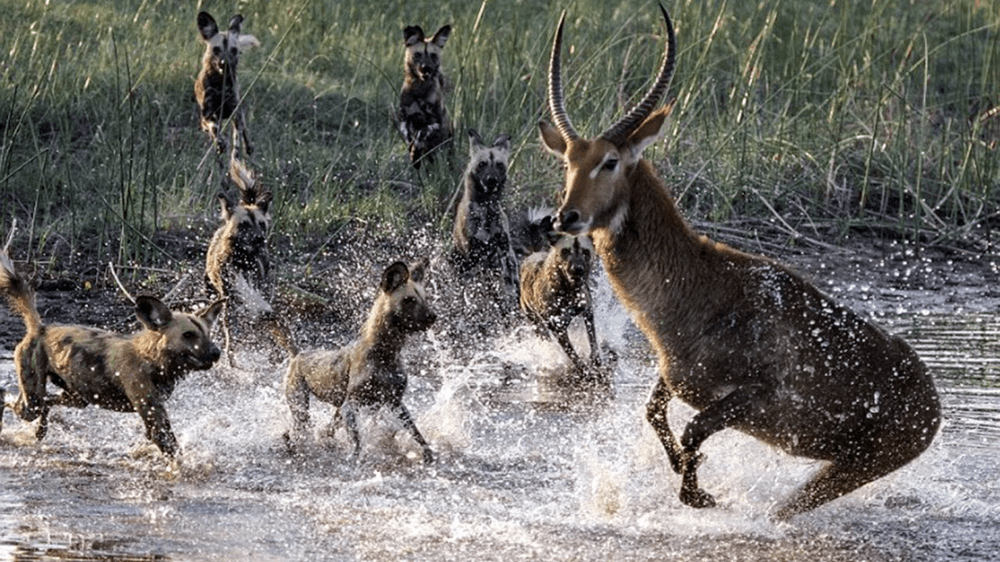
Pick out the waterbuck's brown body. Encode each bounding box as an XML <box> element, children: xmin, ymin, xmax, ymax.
<box><xmin>540</xmin><ymin>5</ymin><xmax>940</xmax><ymax>519</ymax></box>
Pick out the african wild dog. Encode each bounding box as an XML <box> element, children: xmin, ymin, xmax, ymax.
<box><xmin>282</xmin><ymin>259</ymin><xmax>436</xmax><ymax>463</ymax></box>
<box><xmin>205</xmin><ymin>158</ymin><xmax>290</xmax><ymax>365</ymax></box>
<box><xmin>0</xmin><ymin>230</ymin><xmax>223</xmax><ymax>458</ymax></box>
<box><xmin>194</xmin><ymin>11</ymin><xmax>259</xmax><ymax>176</ymax></box>
<box><xmin>451</xmin><ymin>129</ymin><xmax>519</xmax><ymax>311</ymax></box>
<box><xmin>396</xmin><ymin>24</ymin><xmax>453</xmax><ymax>168</ymax></box>
<box><xmin>519</xmin><ymin>214</ymin><xmax>603</xmax><ymax>383</ymax></box>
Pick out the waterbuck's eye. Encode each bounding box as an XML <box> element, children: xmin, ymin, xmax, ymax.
<box><xmin>602</xmin><ymin>158</ymin><xmax>619</xmax><ymax>171</ymax></box>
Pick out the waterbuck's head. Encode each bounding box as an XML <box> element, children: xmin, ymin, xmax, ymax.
<box><xmin>539</xmin><ymin>5</ymin><xmax>676</xmax><ymax>236</ymax></box>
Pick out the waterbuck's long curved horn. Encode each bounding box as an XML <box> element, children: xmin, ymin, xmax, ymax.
<box><xmin>547</xmin><ymin>11</ymin><xmax>580</xmax><ymax>142</ymax></box>
<box><xmin>600</xmin><ymin>3</ymin><xmax>677</xmax><ymax>146</ymax></box>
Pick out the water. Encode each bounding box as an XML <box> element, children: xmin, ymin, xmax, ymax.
<box><xmin>1</xmin><ymin>276</ymin><xmax>998</xmax><ymax>561</ymax></box>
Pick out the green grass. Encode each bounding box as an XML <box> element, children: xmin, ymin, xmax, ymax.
<box><xmin>1</xmin><ymin>0</ymin><xmax>998</xmax><ymax>275</ymax></box>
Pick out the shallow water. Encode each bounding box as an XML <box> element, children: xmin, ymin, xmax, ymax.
<box><xmin>1</xmin><ymin>277</ymin><xmax>998</xmax><ymax>561</ymax></box>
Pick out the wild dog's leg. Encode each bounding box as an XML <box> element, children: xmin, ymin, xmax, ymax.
<box><xmin>133</xmin><ymin>395</ymin><xmax>179</xmax><ymax>457</ymax></box>
<box><xmin>674</xmin><ymin>383</ymin><xmax>770</xmax><ymax>508</ymax></box>
<box><xmin>394</xmin><ymin>404</ymin><xmax>433</xmax><ymax>464</ymax></box>
<box><xmin>340</xmin><ymin>400</ymin><xmax>362</xmax><ymax>460</ymax></box>
<box><xmin>550</xmin><ymin>320</ymin><xmax>586</xmax><ymax>374</ymax></box>
<box><xmin>283</xmin><ymin>363</ymin><xmax>311</xmax><ymax>438</ymax></box>
<box><xmin>583</xmin><ymin>287</ymin><xmax>601</xmax><ymax>368</ymax></box>
<box><xmin>645</xmin><ymin>376</ymin><xmax>687</xmax><ymax>474</ymax></box>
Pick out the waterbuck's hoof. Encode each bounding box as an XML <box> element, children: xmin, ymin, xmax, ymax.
<box><xmin>680</xmin><ymin>486</ymin><xmax>716</xmax><ymax>509</ymax></box>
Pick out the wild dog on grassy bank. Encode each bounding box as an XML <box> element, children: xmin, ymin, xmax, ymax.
<box><xmin>194</xmin><ymin>11</ymin><xmax>259</xmax><ymax>178</ymax></box>
<box><xmin>283</xmin><ymin>260</ymin><xmax>436</xmax><ymax>463</ymax></box>
<box><xmin>451</xmin><ymin>129</ymin><xmax>519</xmax><ymax>312</ymax></box>
<box><xmin>0</xmin><ymin>228</ymin><xmax>223</xmax><ymax>458</ymax></box>
<box><xmin>396</xmin><ymin>24</ymin><xmax>453</xmax><ymax>168</ymax></box>
<box><xmin>205</xmin><ymin>159</ymin><xmax>290</xmax><ymax>365</ymax></box>
<box><xmin>519</xmin><ymin>216</ymin><xmax>602</xmax><ymax>383</ymax></box>
<box><xmin>540</xmin><ymin>5</ymin><xmax>940</xmax><ymax>519</ymax></box>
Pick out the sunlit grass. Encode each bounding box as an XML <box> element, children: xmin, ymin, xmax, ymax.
<box><xmin>0</xmin><ymin>0</ymin><xmax>998</xmax><ymax>271</ymax></box>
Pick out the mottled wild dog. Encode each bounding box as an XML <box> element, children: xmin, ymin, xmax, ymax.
<box><xmin>194</xmin><ymin>11</ymin><xmax>259</xmax><ymax>175</ymax></box>
<box><xmin>205</xmin><ymin>158</ymin><xmax>289</xmax><ymax>365</ymax></box>
<box><xmin>0</xmin><ymin>229</ymin><xmax>223</xmax><ymax>458</ymax></box>
<box><xmin>283</xmin><ymin>260</ymin><xmax>436</xmax><ymax>463</ymax></box>
<box><xmin>540</xmin><ymin>5</ymin><xmax>940</xmax><ymax>519</ymax></box>
<box><xmin>519</xmin><ymin>218</ymin><xmax>602</xmax><ymax>381</ymax></box>
<box><xmin>397</xmin><ymin>24</ymin><xmax>453</xmax><ymax>168</ymax></box>
<box><xmin>451</xmin><ymin>129</ymin><xmax>519</xmax><ymax>310</ymax></box>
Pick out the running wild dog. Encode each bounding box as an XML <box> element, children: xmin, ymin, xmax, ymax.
<box><xmin>397</xmin><ymin>24</ymin><xmax>453</xmax><ymax>168</ymax></box>
<box><xmin>194</xmin><ymin>11</ymin><xmax>259</xmax><ymax>174</ymax></box>
<box><xmin>205</xmin><ymin>158</ymin><xmax>290</xmax><ymax>365</ymax></box>
<box><xmin>519</xmin><ymin>218</ymin><xmax>602</xmax><ymax>382</ymax></box>
<box><xmin>451</xmin><ymin>129</ymin><xmax>519</xmax><ymax>309</ymax></box>
<box><xmin>540</xmin><ymin>5</ymin><xmax>940</xmax><ymax>519</ymax></box>
<box><xmin>0</xmin><ymin>230</ymin><xmax>223</xmax><ymax>458</ymax></box>
<box><xmin>283</xmin><ymin>260</ymin><xmax>436</xmax><ymax>463</ymax></box>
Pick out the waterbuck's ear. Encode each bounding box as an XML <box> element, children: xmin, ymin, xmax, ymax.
<box><xmin>624</xmin><ymin>101</ymin><xmax>674</xmax><ymax>162</ymax></box>
<box><xmin>135</xmin><ymin>296</ymin><xmax>173</xmax><ymax>330</ymax></box>
<box><xmin>227</xmin><ymin>14</ymin><xmax>244</xmax><ymax>34</ymax></box>
<box><xmin>468</xmin><ymin>128</ymin><xmax>484</xmax><ymax>151</ymax></box>
<box><xmin>403</xmin><ymin>25</ymin><xmax>425</xmax><ymax>46</ymax></box>
<box><xmin>431</xmin><ymin>25</ymin><xmax>452</xmax><ymax>48</ymax></box>
<box><xmin>381</xmin><ymin>261</ymin><xmax>410</xmax><ymax>294</ymax></box>
<box><xmin>197</xmin><ymin>12</ymin><xmax>219</xmax><ymax>41</ymax></box>
<box><xmin>493</xmin><ymin>134</ymin><xmax>511</xmax><ymax>151</ymax></box>
<box><xmin>197</xmin><ymin>299</ymin><xmax>225</xmax><ymax>328</ymax></box>
<box><xmin>408</xmin><ymin>257</ymin><xmax>429</xmax><ymax>284</ymax></box>
<box><xmin>539</xmin><ymin>121</ymin><xmax>568</xmax><ymax>159</ymax></box>
<box><xmin>217</xmin><ymin>191</ymin><xmax>236</xmax><ymax>220</ymax></box>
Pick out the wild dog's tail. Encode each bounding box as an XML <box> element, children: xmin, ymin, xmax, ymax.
<box><xmin>0</xmin><ymin>224</ymin><xmax>43</xmax><ymax>336</ymax></box>
<box><xmin>229</xmin><ymin>157</ymin><xmax>263</xmax><ymax>204</ymax></box>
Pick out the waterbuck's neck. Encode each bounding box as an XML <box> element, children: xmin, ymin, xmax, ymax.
<box><xmin>591</xmin><ymin>159</ymin><xmax>734</xmax><ymax>356</ymax></box>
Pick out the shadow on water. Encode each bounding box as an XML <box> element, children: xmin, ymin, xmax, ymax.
<box><xmin>0</xmin><ymin>288</ymin><xmax>998</xmax><ymax>560</ymax></box>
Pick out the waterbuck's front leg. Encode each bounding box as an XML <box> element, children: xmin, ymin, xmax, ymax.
<box><xmin>675</xmin><ymin>383</ymin><xmax>771</xmax><ymax>508</ymax></box>
<box><xmin>645</xmin><ymin>376</ymin><xmax>688</xmax><ymax>473</ymax></box>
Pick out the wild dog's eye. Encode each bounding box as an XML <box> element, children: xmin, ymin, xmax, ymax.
<box><xmin>477</xmin><ymin>161</ymin><xmax>487</xmax><ymax>171</ymax></box>
<box><xmin>230</xmin><ymin>47</ymin><xmax>238</xmax><ymax>56</ymax></box>
<box><xmin>496</xmin><ymin>163</ymin><xmax>506</xmax><ymax>174</ymax></box>
<box><xmin>561</xmin><ymin>248</ymin><xmax>571</xmax><ymax>259</ymax></box>
<box><xmin>402</xmin><ymin>296</ymin><xmax>417</xmax><ymax>308</ymax></box>
<box><xmin>602</xmin><ymin>158</ymin><xmax>619</xmax><ymax>171</ymax></box>
<box><xmin>183</xmin><ymin>331</ymin><xmax>198</xmax><ymax>342</ymax></box>
<box><xmin>213</xmin><ymin>47</ymin><xmax>222</xmax><ymax>56</ymax></box>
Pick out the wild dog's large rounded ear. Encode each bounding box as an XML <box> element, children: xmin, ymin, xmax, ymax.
<box><xmin>492</xmin><ymin>134</ymin><xmax>511</xmax><ymax>151</ymax></box>
<box><xmin>540</xmin><ymin>215</ymin><xmax>560</xmax><ymax>245</ymax></box>
<box><xmin>403</xmin><ymin>25</ymin><xmax>425</xmax><ymax>46</ymax></box>
<box><xmin>217</xmin><ymin>191</ymin><xmax>236</xmax><ymax>220</ymax></box>
<box><xmin>381</xmin><ymin>261</ymin><xmax>410</xmax><ymax>294</ymax></box>
<box><xmin>256</xmin><ymin>191</ymin><xmax>273</xmax><ymax>214</ymax></box>
<box><xmin>408</xmin><ymin>257</ymin><xmax>429</xmax><ymax>284</ymax></box>
<box><xmin>468</xmin><ymin>128</ymin><xmax>484</xmax><ymax>152</ymax></box>
<box><xmin>197</xmin><ymin>12</ymin><xmax>219</xmax><ymax>41</ymax></box>
<box><xmin>198</xmin><ymin>299</ymin><xmax>225</xmax><ymax>327</ymax></box>
<box><xmin>135</xmin><ymin>296</ymin><xmax>173</xmax><ymax>330</ymax></box>
<box><xmin>228</xmin><ymin>14</ymin><xmax>244</xmax><ymax>34</ymax></box>
<box><xmin>431</xmin><ymin>25</ymin><xmax>452</xmax><ymax>48</ymax></box>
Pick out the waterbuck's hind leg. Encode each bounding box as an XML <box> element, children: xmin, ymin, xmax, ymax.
<box><xmin>774</xmin><ymin>462</ymin><xmax>885</xmax><ymax>521</ymax></box>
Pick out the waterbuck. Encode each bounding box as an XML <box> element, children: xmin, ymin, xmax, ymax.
<box><xmin>539</xmin><ymin>5</ymin><xmax>940</xmax><ymax>520</ymax></box>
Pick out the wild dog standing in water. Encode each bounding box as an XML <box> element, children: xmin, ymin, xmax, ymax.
<box><xmin>396</xmin><ymin>24</ymin><xmax>453</xmax><ymax>168</ymax></box>
<box><xmin>194</xmin><ymin>11</ymin><xmax>259</xmax><ymax>178</ymax></box>
<box><xmin>451</xmin><ymin>129</ymin><xmax>519</xmax><ymax>311</ymax></box>
<box><xmin>519</xmin><ymin>215</ymin><xmax>602</xmax><ymax>383</ymax></box>
<box><xmin>541</xmin><ymin>5</ymin><xmax>940</xmax><ymax>519</ymax></box>
<box><xmin>283</xmin><ymin>260</ymin><xmax>436</xmax><ymax>463</ymax></box>
<box><xmin>0</xmin><ymin>229</ymin><xmax>223</xmax><ymax>458</ymax></box>
<box><xmin>205</xmin><ymin>159</ymin><xmax>290</xmax><ymax>365</ymax></box>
